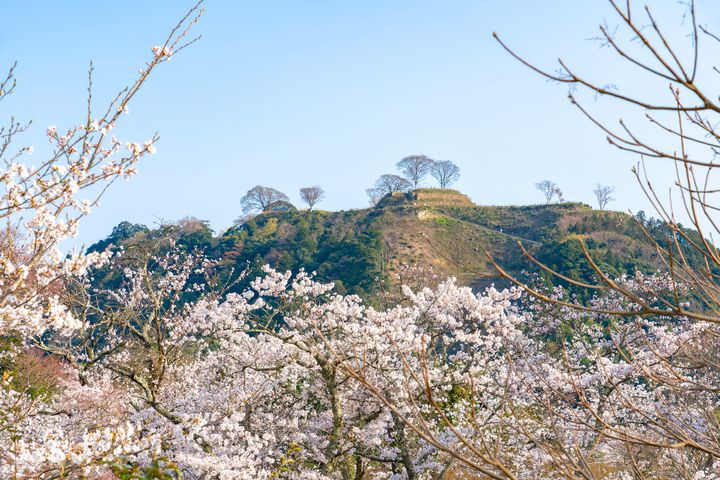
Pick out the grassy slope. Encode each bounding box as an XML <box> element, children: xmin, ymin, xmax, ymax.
<box><xmin>92</xmin><ymin>188</ymin><xmax>689</xmax><ymax>297</ymax></box>
<box><xmin>217</xmin><ymin>189</ymin><xmax>678</xmax><ymax>296</ymax></box>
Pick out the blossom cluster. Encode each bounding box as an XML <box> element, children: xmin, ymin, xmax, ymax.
<box><xmin>0</xmin><ymin>4</ymin><xmax>205</xmax><ymax>476</ymax></box>
<box><xmin>18</xmin><ymin>224</ymin><xmax>719</xmax><ymax>478</ymax></box>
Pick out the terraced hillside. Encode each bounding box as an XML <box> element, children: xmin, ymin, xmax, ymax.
<box><xmin>90</xmin><ymin>189</ymin><xmax>698</xmax><ymax>297</ymax></box>
<box><xmin>366</xmin><ymin>189</ymin><xmax>668</xmax><ymax>291</ymax></box>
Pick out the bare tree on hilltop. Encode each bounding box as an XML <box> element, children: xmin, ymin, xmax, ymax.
<box><xmin>429</xmin><ymin>160</ymin><xmax>460</xmax><ymax>188</ymax></box>
<box><xmin>396</xmin><ymin>155</ymin><xmax>433</xmax><ymax>189</ymax></box>
<box><xmin>366</xmin><ymin>187</ymin><xmax>384</xmax><ymax>207</ymax></box>
<box><xmin>535</xmin><ymin>180</ymin><xmax>560</xmax><ymax>203</ymax></box>
<box><xmin>374</xmin><ymin>174</ymin><xmax>412</xmax><ymax>196</ymax></box>
<box><xmin>299</xmin><ymin>186</ymin><xmax>325</xmax><ymax>210</ymax></box>
<box><xmin>593</xmin><ymin>184</ymin><xmax>615</xmax><ymax>210</ymax></box>
<box><xmin>240</xmin><ymin>185</ymin><xmax>289</xmax><ymax>213</ymax></box>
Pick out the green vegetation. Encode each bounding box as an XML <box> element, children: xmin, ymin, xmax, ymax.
<box><xmin>218</xmin><ymin>210</ymin><xmax>384</xmax><ymax>296</ymax></box>
<box><xmin>87</xmin><ymin>189</ymin><xmax>710</xmax><ymax>298</ymax></box>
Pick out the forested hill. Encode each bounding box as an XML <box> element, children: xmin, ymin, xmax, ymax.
<box><xmin>88</xmin><ymin>189</ymin><xmax>702</xmax><ymax>298</ymax></box>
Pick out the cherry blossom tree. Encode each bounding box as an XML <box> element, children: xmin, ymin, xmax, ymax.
<box><xmin>468</xmin><ymin>0</ymin><xmax>720</xmax><ymax>477</ymax></box>
<box><xmin>32</xmin><ymin>232</ymin><xmax>541</xmax><ymax>478</ymax></box>
<box><xmin>24</xmin><ymin>232</ymin><xmax>720</xmax><ymax>479</ymax></box>
<box><xmin>7</xmin><ymin>0</ymin><xmax>720</xmax><ymax>478</ymax></box>
<box><xmin>0</xmin><ymin>2</ymin><xmax>205</xmax><ymax>477</ymax></box>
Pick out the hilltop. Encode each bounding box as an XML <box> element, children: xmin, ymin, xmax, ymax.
<box><xmin>89</xmin><ymin>189</ymin><xmax>697</xmax><ymax>298</ymax></box>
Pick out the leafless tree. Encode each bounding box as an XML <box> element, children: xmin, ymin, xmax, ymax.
<box><xmin>338</xmin><ymin>2</ymin><xmax>720</xmax><ymax>478</ymax></box>
<box><xmin>366</xmin><ymin>187</ymin><xmax>384</xmax><ymax>206</ymax></box>
<box><xmin>481</xmin><ymin>0</ymin><xmax>720</xmax><ymax>476</ymax></box>
<box><xmin>299</xmin><ymin>186</ymin><xmax>325</xmax><ymax>210</ymax></box>
<box><xmin>535</xmin><ymin>180</ymin><xmax>559</xmax><ymax>203</ymax></box>
<box><xmin>374</xmin><ymin>174</ymin><xmax>412</xmax><ymax>196</ymax></box>
<box><xmin>240</xmin><ymin>185</ymin><xmax>289</xmax><ymax>213</ymax></box>
<box><xmin>0</xmin><ymin>3</ymin><xmax>205</xmax><ymax>476</ymax></box>
<box><xmin>429</xmin><ymin>160</ymin><xmax>460</xmax><ymax>188</ymax></box>
<box><xmin>593</xmin><ymin>184</ymin><xmax>615</xmax><ymax>209</ymax></box>
<box><xmin>396</xmin><ymin>155</ymin><xmax>434</xmax><ymax>189</ymax></box>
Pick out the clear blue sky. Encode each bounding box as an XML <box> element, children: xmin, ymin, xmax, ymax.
<box><xmin>1</xmin><ymin>1</ymin><xmax>713</xmax><ymax>246</ymax></box>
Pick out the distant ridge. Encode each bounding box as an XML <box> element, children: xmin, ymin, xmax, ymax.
<box><xmin>89</xmin><ymin>189</ymin><xmax>707</xmax><ymax>298</ymax></box>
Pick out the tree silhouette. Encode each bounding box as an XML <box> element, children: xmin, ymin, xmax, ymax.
<box><xmin>396</xmin><ymin>155</ymin><xmax>433</xmax><ymax>189</ymax></box>
<box><xmin>374</xmin><ymin>174</ymin><xmax>412</xmax><ymax>195</ymax></box>
<box><xmin>535</xmin><ymin>180</ymin><xmax>559</xmax><ymax>203</ymax></box>
<box><xmin>299</xmin><ymin>186</ymin><xmax>325</xmax><ymax>210</ymax></box>
<box><xmin>429</xmin><ymin>160</ymin><xmax>460</xmax><ymax>188</ymax></box>
<box><xmin>593</xmin><ymin>184</ymin><xmax>615</xmax><ymax>210</ymax></box>
<box><xmin>241</xmin><ymin>185</ymin><xmax>289</xmax><ymax>213</ymax></box>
